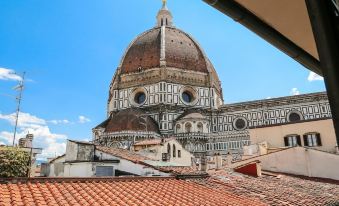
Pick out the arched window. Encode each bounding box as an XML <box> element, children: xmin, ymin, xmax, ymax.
<box><xmin>197</xmin><ymin>122</ymin><xmax>203</xmax><ymax>133</ymax></box>
<box><xmin>173</xmin><ymin>144</ymin><xmax>176</xmax><ymax>157</ymax></box>
<box><xmin>176</xmin><ymin>124</ymin><xmax>181</xmax><ymax>133</ymax></box>
<box><xmin>185</xmin><ymin>122</ymin><xmax>192</xmax><ymax>133</ymax></box>
<box><xmin>161</xmin><ymin>18</ymin><xmax>163</xmax><ymax>26</ymax></box>
<box><xmin>288</xmin><ymin>112</ymin><xmax>302</xmax><ymax>122</ymax></box>
<box><xmin>167</xmin><ymin>143</ymin><xmax>171</xmax><ymax>157</ymax></box>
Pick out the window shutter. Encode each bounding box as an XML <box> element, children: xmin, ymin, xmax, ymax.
<box><xmin>296</xmin><ymin>135</ymin><xmax>301</xmax><ymax>146</ymax></box>
<box><xmin>284</xmin><ymin>136</ymin><xmax>288</xmax><ymax>146</ymax></box>
<box><xmin>303</xmin><ymin>135</ymin><xmax>308</xmax><ymax>146</ymax></box>
<box><xmin>316</xmin><ymin>133</ymin><xmax>322</xmax><ymax>146</ymax></box>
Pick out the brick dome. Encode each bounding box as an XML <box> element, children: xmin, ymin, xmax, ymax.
<box><xmin>111</xmin><ymin>1</ymin><xmax>222</xmax><ymax>97</ymax></box>
<box><xmin>120</xmin><ymin>27</ymin><xmax>212</xmax><ymax>74</ymax></box>
<box><xmin>105</xmin><ymin>108</ymin><xmax>160</xmax><ymax>133</ymax></box>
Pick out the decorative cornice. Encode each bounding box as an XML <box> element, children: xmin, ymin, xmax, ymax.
<box><xmin>221</xmin><ymin>92</ymin><xmax>328</xmax><ymax>112</ymax></box>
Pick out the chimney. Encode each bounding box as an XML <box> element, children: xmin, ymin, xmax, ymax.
<box><xmin>18</xmin><ymin>133</ymin><xmax>33</xmax><ymax>148</ymax></box>
<box><xmin>215</xmin><ymin>153</ymin><xmax>222</xmax><ymax>170</ymax></box>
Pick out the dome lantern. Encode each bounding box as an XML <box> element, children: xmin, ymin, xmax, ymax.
<box><xmin>156</xmin><ymin>0</ymin><xmax>173</xmax><ymax>27</ymax></box>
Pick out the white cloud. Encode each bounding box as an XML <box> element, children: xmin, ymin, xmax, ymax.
<box><xmin>290</xmin><ymin>88</ymin><xmax>300</xmax><ymax>96</ymax></box>
<box><xmin>49</xmin><ymin>119</ymin><xmax>71</xmax><ymax>125</ymax></box>
<box><xmin>308</xmin><ymin>72</ymin><xmax>324</xmax><ymax>82</ymax></box>
<box><xmin>0</xmin><ymin>68</ymin><xmax>22</xmax><ymax>81</ymax></box>
<box><xmin>0</xmin><ymin>112</ymin><xmax>67</xmax><ymax>159</ymax></box>
<box><xmin>0</xmin><ymin>112</ymin><xmax>46</xmax><ymax>128</ymax></box>
<box><xmin>78</xmin><ymin>115</ymin><xmax>91</xmax><ymax>123</ymax></box>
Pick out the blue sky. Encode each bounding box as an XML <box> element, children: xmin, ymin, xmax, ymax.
<box><xmin>0</xmin><ymin>0</ymin><xmax>325</xmax><ymax>159</ymax></box>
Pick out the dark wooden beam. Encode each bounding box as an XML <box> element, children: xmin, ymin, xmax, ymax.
<box><xmin>202</xmin><ymin>0</ymin><xmax>322</xmax><ymax>75</ymax></box>
<box><xmin>306</xmin><ymin>0</ymin><xmax>339</xmax><ymax>148</ymax></box>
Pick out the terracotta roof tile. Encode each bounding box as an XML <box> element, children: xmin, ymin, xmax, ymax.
<box><xmin>193</xmin><ymin>170</ymin><xmax>339</xmax><ymax>206</ymax></box>
<box><xmin>96</xmin><ymin>145</ymin><xmax>202</xmax><ymax>175</ymax></box>
<box><xmin>96</xmin><ymin>146</ymin><xmax>155</xmax><ymax>164</ymax></box>
<box><xmin>0</xmin><ymin>177</ymin><xmax>266</xmax><ymax>206</ymax></box>
<box><xmin>134</xmin><ymin>137</ymin><xmax>176</xmax><ymax>146</ymax></box>
<box><xmin>133</xmin><ymin>139</ymin><xmax>162</xmax><ymax>146</ymax></box>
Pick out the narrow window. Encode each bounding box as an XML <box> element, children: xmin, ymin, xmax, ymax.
<box><xmin>284</xmin><ymin>135</ymin><xmax>301</xmax><ymax>147</ymax></box>
<box><xmin>173</xmin><ymin>144</ymin><xmax>176</xmax><ymax>157</ymax></box>
<box><xmin>197</xmin><ymin>122</ymin><xmax>203</xmax><ymax>133</ymax></box>
<box><xmin>178</xmin><ymin>150</ymin><xmax>181</xmax><ymax>158</ymax></box>
<box><xmin>304</xmin><ymin>133</ymin><xmax>322</xmax><ymax>147</ymax></box>
<box><xmin>176</xmin><ymin>124</ymin><xmax>181</xmax><ymax>133</ymax></box>
<box><xmin>185</xmin><ymin>122</ymin><xmax>192</xmax><ymax>133</ymax></box>
<box><xmin>167</xmin><ymin>143</ymin><xmax>171</xmax><ymax>157</ymax></box>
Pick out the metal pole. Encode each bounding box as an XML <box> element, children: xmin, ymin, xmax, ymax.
<box><xmin>12</xmin><ymin>72</ymin><xmax>25</xmax><ymax>146</ymax></box>
<box><xmin>306</xmin><ymin>0</ymin><xmax>339</xmax><ymax>148</ymax></box>
<box><xmin>27</xmin><ymin>147</ymin><xmax>33</xmax><ymax>178</ymax></box>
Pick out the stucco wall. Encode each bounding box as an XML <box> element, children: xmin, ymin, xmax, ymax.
<box><xmin>65</xmin><ymin>141</ymin><xmax>78</xmax><ymax>161</ymax></box>
<box><xmin>137</xmin><ymin>139</ymin><xmax>193</xmax><ymax>166</ymax></box>
<box><xmin>95</xmin><ymin>150</ymin><xmax>169</xmax><ymax>176</ymax></box>
<box><xmin>249</xmin><ymin>119</ymin><xmax>337</xmax><ymax>152</ymax></box>
<box><xmin>232</xmin><ymin>147</ymin><xmax>339</xmax><ymax>180</ymax></box>
<box><xmin>64</xmin><ymin>162</ymin><xmax>95</xmax><ymax>177</ymax></box>
<box><xmin>49</xmin><ymin>156</ymin><xmax>65</xmax><ymax>177</ymax></box>
<box><xmin>65</xmin><ymin>141</ymin><xmax>94</xmax><ymax>162</ymax></box>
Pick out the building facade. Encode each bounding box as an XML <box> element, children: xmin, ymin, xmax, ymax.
<box><xmin>93</xmin><ymin>2</ymin><xmax>337</xmax><ymax>159</ymax></box>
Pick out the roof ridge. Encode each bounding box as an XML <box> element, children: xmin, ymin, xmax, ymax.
<box><xmin>0</xmin><ymin>176</ymin><xmax>176</xmax><ymax>184</ymax></box>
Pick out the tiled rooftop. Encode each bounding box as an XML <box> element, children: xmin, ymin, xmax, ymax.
<box><xmin>0</xmin><ymin>177</ymin><xmax>266</xmax><ymax>206</ymax></box>
<box><xmin>96</xmin><ymin>146</ymin><xmax>155</xmax><ymax>164</ymax></box>
<box><xmin>96</xmin><ymin>145</ymin><xmax>201</xmax><ymax>175</ymax></box>
<box><xmin>134</xmin><ymin>139</ymin><xmax>162</xmax><ymax>146</ymax></box>
<box><xmin>196</xmin><ymin>170</ymin><xmax>339</xmax><ymax>206</ymax></box>
<box><xmin>156</xmin><ymin>166</ymin><xmax>203</xmax><ymax>175</ymax></box>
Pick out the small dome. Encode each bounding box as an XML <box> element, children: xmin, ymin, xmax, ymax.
<box><xmin>105</xmin><ymin>108</ymin><xmax>160</xmax><ymax>133</ymax></box>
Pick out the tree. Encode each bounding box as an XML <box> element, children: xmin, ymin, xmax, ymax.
<box><xmin>0</xmin><ymin>146</ymin><xmax>30</xmax><ymax>178</ymax></box>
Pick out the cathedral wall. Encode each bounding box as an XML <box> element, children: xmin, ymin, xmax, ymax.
<box><xmin>109</xmin><ymin>81</ymin><xmax>219</xmax><ymax>112</ymax></box>
<box><xmin>216</xmin><ymin>99</ymin><xmax>331</xmax><ymax>133</ymax></box>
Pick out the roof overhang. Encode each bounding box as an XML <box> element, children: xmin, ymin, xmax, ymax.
<box><xmin>203</xmin><ymin>0</ymin><xmax>322</xmax><ymax>75</ymax></box>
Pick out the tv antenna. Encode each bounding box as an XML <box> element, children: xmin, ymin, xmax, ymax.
<box><xmin>12</xmin><ymin>72</ymin><xmax>26</xmax><ymax>146</ymax></box>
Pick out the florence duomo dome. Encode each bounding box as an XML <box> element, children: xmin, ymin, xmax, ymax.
<box><xmin>93</xmin><ymin>1</ymin><xmax>331</xmax><ymax>159</ymax></box>
<box><xmin>93</xmin><ymin>1</ymin><xmax>224</xmax><ymax>149</ymax></box>
<box><xmin>108</xmin><ymin>0</ymin><xmax>223</xmax><ymax>111</ymax></box>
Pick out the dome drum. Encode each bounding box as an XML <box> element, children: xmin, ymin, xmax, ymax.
<box><xmin>179</xmin><ymin>86</ymin><xmax>199</xmax><ymax>106</ymax></box>
<box><xmin>129</xmin><ymin>87</ymin><xmax>148</xmax><ymax>107</ymax></box>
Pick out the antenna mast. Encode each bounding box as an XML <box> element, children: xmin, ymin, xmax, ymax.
<box><xmin>12</xmin><ymin>72</ymin><xmax>25</xmax><ymax>146</ymax></box>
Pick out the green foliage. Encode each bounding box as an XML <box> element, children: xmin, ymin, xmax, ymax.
<box><xmin>0</xmin><ymin>147</ymin><xmax>30</xmax><ymax>178</ymax></box>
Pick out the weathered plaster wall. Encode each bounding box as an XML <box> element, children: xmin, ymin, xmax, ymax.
<box><xmin>232</xmin><ymin>147</ymin><xmax>339</xmax><ymax>180</ymax></box>
<box><xmin>49</xmin><ymin>156</ymin><xmax>65</xmax><ymax>177</ymax></box>
<box><xmin>249</xmin><ymin>119</ymin><xmax>337</xmax><ymax>152</ymax></box>
<box><xmin>137</xmin><ymin>139</ymin><xmax>193</xmax><ymax>166</ymax></box>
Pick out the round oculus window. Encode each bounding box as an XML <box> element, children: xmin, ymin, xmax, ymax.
<box><xmin>134</xmin><ymin>92</ymin><xmax>146</xmax><ymax>104</ymax></box>
<box><xmin>234</xmin><ymin>118</ymin><xmax>247</xmax><ymax>130</ymax></box>
<box><xmin>288</xmin><ymin>112</ymin><xmax>302</xmax><ymax>122</ymax></box>
<box><xmin>182</xmin><ymin>91</ymin><xmax>193</xmax><ymax>103</ymax></box>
